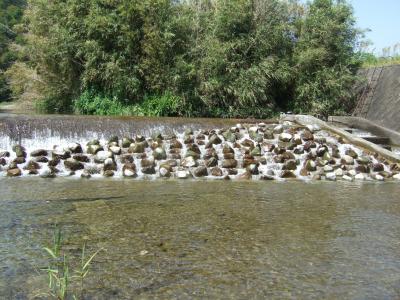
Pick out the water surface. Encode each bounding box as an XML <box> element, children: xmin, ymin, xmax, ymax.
<box><xmin>0</xmin><ymin>179</ymin><xmax>399</xmax><ymax>299</ymax></box>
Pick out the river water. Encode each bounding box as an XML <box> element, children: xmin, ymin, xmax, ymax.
<box><xmin>1</xmin><ymin>178</ymin><xmax>399</xmax><ymax>299</ymax></box>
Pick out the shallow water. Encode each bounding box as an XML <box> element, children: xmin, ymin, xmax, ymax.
<box><xmin>1</xmin><ymin>178</ymin><xmax>399</xmax><ymax>299</ymax></box>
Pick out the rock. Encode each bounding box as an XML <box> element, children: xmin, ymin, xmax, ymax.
<box><xmin>165</xmin><ymin>159</ymin><xmax>178</xmax><ymax>168</ymax></box>
<box><xmin>13</xmin><ymin>145</ymin><xmax>26</xmax><ymax>158</ymax></box>
<box><xmin>40</xmin><ymin>169</ymin><xmax>56</xmax><ymax>178</ymax></box>
<box><xmin>345</xmin><ymin>149</ymin><xmax>358</xmax><ymax>159</ymax></box>
<box><xmin>372</xmin><ymin>163</ymin><xmax>384</xmax><ymax>172</ymax></box>
<box><xmin>211</xmin><ymin>167</ymin><xmax>223</xmax><ymax>177</ymax></box>
<box><xmin>87</xmin><ymin>144</ymin><xmax>103</xmax><ymax>155</ymax></box>
<box><xmin>184</xmin><ymin>128</ymin><xmax>193</xmax><ymax>136</ymax></box>
<box><xmin>0</xmin><ymin>151</ymin><xmax>10</xmax><ymax>158</ymax></box>
<box><xmin>246</xmin><ymin>163</ymin><xmax>259</xmax><ymax>175</ymax></box>
<box><xmin>109</xmin><ymin>146</ymin><xmax>121</xmax><ymax>155</ymax></box>
<box><xmin>68</xmin><ymin>143</ymin><xmax>83</xmax><ymax>154</ymax></box>
<box><xmin>341</xmin><ymin>155</ymin><xmax>354</xmax><ymax>165</ymax></box>
<box><xmin>31</xmin><ymin>149</ymin><xmax>48</xmax><ymax>157</ymax></box>
<box><xmin>13</xmin><ymin>157</ymin><xmax>26</xmax><ymax>164</ymax></box>
<box><xmin>181</xmin><ymin>156</ymin><xmax>198</xmax><ymax>168</ymax></box>
<box><xmin>94</xmin><ymin>151</ymin><xmax>113</xmax><ymax>163</ymax></box>
<box><xmin>0</xmin><ymin>158</ymin><xmax>6</xmax><ymax>166</ymax></box>
<box><xmin>48</xmin><ymin>158</ymin><xmax>60</xmax><ymax>167</ymax></box>
<box><xmin>208</xmin><ymin>134</ymin><xmax>222</xmax><ymax>145</ymax></box>
<box><xmin>120</xmin><ymin>154</ymin><xmax>134</xmax><ymax>164</ymax></box>
<box><xmin>151</xmin><ymin>132</ymin><xmax>163</xmax><ymax>141</ymax></box>
<box><xmin>301</xmin><ymin>130</ymin><xmax>314</xmax><ymax>141</ymax></box>
<box><xmin>250</xmin><ymin>145</ymin><xmax>261</xmax><ymax>156</ymax></box>
<box><xmin>170</xmin><ymin>139</ymin><xmax>183</xmax><ymax>149</ymax></box>
<box><xmin>393</xmin><ymin>173</ymin><xmax>400</xmax><ymax>180</ymax></box>
<box><xmin>64</xmin><ymin>159</ymin><xmax>84</xmax><ymax>171</ymax></box>
<box><xmin>300</xmin><ymin>168</ymin><xmax>309</xmax><ymax>176</ymax></box>
<box><xmin>355</xmin><ymin>173</ymin><xmax>365</xmax><ymax>180</ymax></box>
<box><xmin>129</xmin><ymin>142</ymin><xmax>147</xmax><ymax>154</ymax></box>
<box><xmin>153</xmin><ymin>147</ymin><xmax>167</xmax><ymax>160</ymax></box>
<box><xmin>279</xmin><ymin>133</ymin><xmax>292</xmax><ymax>142</ymax></box>
<box><xmin>348</xmin><ymin>169</ymin><xmax>357</xmax><ymax>176</ymax></box>
<box><xmin>241</xmin><ymin>139</ymin><xmax>254</xmax><ymax>148</ymax></box>
<box><xmin>273</xmin><ymin>125</ymin><xmax>283</xmax><ymax>134</ymax></box>
<box><xmin>342</xmin><ymin>175</ymin><xmax>353</xmax><ymax>182</ymax></box>
<box><xmin>104</xmin><ymin>158</ymin><xmax>117</xmax><ymax>171</ymax></box>
<box><xmin>141</xmin><ymin>158</ymin><xmax>155</xmax><ymax>168</ymax></box>
<box><xmin>334</xmin><ymin>168</ymin><xmax>344</xmax><ymax>177</ymax></box>
<box><xmin>294</xmin><ymin>146</ymin><xmax>304</xmax><ymax>155</ymax></box>
<box><xmin>159</xmin><ymin>167</ymin><xmax>171</xmax><ymax>178</ymax></box>
<box><xmin>281</xmin><ymin>151</ymin><xmax>295</xmax><ymax>161</ymax></box>
<box><xmin>356</xmin><ymin>156</ymin><xmax>371</xmax><ymax>165</ymax></box>
<box><xmin>323</xmin><ymin>165</ymin><xmax>334</xmax><ymax>172</ymax></box>
<box><xmin>373</xmin><ymin>174</ymin><xmax>384</xmax><ymax>181</ymax></box>
<box><xmin>184</xmin><ymin>135</ymin><xmax>194</xmax><ymax>144</ymax></box>
<box><xmin>108</xmin><ymin>136</ymin><xmax>119</xmax><ymax>144</ymax></box>
<box><xmin>205</xmin><ymin>157</ymin><xmax>218</xmax><ymax>168</ymax></box>
<box><xmin>222</xmin><ymin>131</ymin><xmax>236</xmax><ymax>143</ymax></box>
<box><xmin>355</xmin><ymin>165</ymin><xmax>370</xmax><ymax>173</ymax></box>
<box><xmin>283</xmin><ymin>159</ymin><xmax>297</xmax><ymax>171</ymax></box>
<box><xmin>193</xmin><ymin>166</ymin><xmax>208</xmax><ymax>177</ymax></box>
<box><xmin>312</xmin><ymin>174</ymin><xmax>322</xmax><ymax>180</ymax></box>
<box><xmin>87</xmin><ymin>139</ymin><xmax>100</xmax><ymax>146</ymax></box>
<box><xmin>306</xmin><ymin>124</ymin><xmax>320</xmax><ymax>133</ymax></box>
<box><xmin>135</xmin><ymin>135</ymin><xmax>146</xmax><ymax>143</ymax></box>
<box><xmin>123</xmin><ymin>163</ymin><xmax>137</xmax><ymax>177</ymax></box>
<box><xmin>52</xmin><ymin>149</ymin><xmax>71</xmax><ymax>160</ymax></box>
<box><xmin>176</xmin><ymin>170</ymin><xmax>189</xmax><ymax>179</ymax></box>
<box><xmin>104</xmin><ymin>170</ymin><xmax>115</xmax><ymax>177</ymax></box>
<box><xmin>81</xmin><ymin>171</ymin><xmax>91</xmax><ymax>179</ymax></box>
<box><xmin>85</xmin><ymin>164</ymin><xmax>101</xmax><ymax>175</ymax></box>
<box><xmin>326</xmin><ymin>172</ymin><xmax>336</xmax><ymax>181</ymax></box>
<box><xmin>222</xmin><ymin>159</ymin><xmax>237</xmax><ymax>168</ymax></box>
<box><xmin>73</xmin><ymin>154</ymin><xmax>90</xmax><ymax>163</ymax></box>
<box><xmin>122</xmin><ymin>137</ymin><xmax>134</xmax><ymax>148</ymax></box>
<box><xmin>7</xmin><ymin>168</ymin><xmax>21</xmax><ymax>177</ymax></box>
<box><xmin>281</xmin><ymin>170</ymin><xmax>296</xmax><ymax>179</ymax></box>
<box><xmin>304</xmin><ymin>160</ymin><xmax>317</xmax><ymax>172</ymax></box>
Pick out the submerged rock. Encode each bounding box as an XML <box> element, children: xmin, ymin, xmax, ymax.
<box><xmin>193</xmin><ymin>166</ymin><xmax>208</xmax><ymax>177</ymax></box>
<box><xmin>7</xmin><ymin>168</ymin><xmax>21</xmax><ymax>177</ymax></box>
<box><xmin>31</xmin><ymin>149</ymin><xmax>48</xmax><ymax>157</ymax></box>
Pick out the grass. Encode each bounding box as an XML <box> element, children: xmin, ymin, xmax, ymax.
<box><xmin>362</xmin><ymin>56</ymin><xmax>400</xmax><ymax>68</ymax></box>
<box><xmin>37</xmin><ymin>225</ymin><xmax>102</xmax><ymax>300</ymax></box>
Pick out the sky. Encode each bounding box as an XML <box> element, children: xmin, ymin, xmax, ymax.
<box><xmin>351</xmin><ymin>0</ymin><xmax>400</xmax><ymax>55</ymax></box>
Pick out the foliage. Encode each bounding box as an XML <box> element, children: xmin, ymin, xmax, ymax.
<box><xmin>0</xmin><ymin>0</ymin><xmax>26</xmax><ymax>101</ymax></box>
<box><xmin>40</xmin><ymin>225</ymin><xmax>102</xmax><ymax>300</ymax></box>
<box><xmin>5</xmin><ymin>0</ymin><xmax>363</xmax><ymax>117</ymax></box>
<box><xmin>360</xmin><ymin>53</ymin><xmax>400</xmax><ymax>68</ymax></box>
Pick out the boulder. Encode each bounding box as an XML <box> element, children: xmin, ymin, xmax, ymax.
<box><xmin>246</xmin><ymin>163</ymin><xmax>259</xmax><ymax>175</ymax></box>
<box><xmin>64</xmin><ymin>159</ymin><xmax>84</xmax><ymax>171</ymax></box>
<box><xmin>52</xmin><ymin>149</ymin><xmax>71</xmax><ymax>160</ymax></box>
<box><xmin>87</xmin><ymin>144</ymin><xmax>103</xmax><ymax>155</ymax></box>
<box><xmin>24</xmin><ymin>160</ymin><xmax>41</xmax><ymax>171</ymax></box>
<box><xmin>176</xmin><ymin>170</ymin><xmax>189</xmax><ymax>179</ymax></box>
<box><xmin>211</xmin><ymin>167</ymin><xmax>223</xmax><ymax>177</ymax></box>
<box><xmin>205</xmin><ymin>157</ymin><xmax>218</xmax><ymax>168</ymax></box>
<box><xmin>280</xmin><ymin>170</ymin><xmax>296</xmax><ymax>179</ymax></box>
<box><xmin>123</xmin><ymin>163</ymin><xmax>137</xmax><ymax>178</ymax></box>
<box><xmin>341</xmin><ymin>155</ymin><xmax>354</xmax><ymax>165</ymax></box>
<box><xmin>393</xmin><ymin>173</ymin><xmax>400</xmax><ymax>180</ymax></box>
<box><xmin>73</xmin><ymin>154</ymin><xmax>90</xmax><ymax>163</ymax></box>
<box><xmin>356</xmin><ymin>156</ymin><xmax>371</xmax><ymax>165</ymax></box>
<box><xmin>345</xmin><ymin>149</ymin><xmax>358</xmax><ymax>159</ymax></box>
<box><xmin>170</xmin><ymin>139</ymin><xmax>183</xmax><ymax>149</ymax></box>
<box><xmin>208</xmin><ymin>134</ymin><xmax>222</xmax><ymax>145</ymax></box>
<box><xmin>7</xmin><ymin>168</ymin><xmax>21</xmax><ymax>177</ymax></box>
<box><xmin>279</xmin><ymin>133</ymin><xmax>292</xmax><ymax>142</ymax></box>
<box><xmin>355</xmin><ymin>165</ymin><xmax>370</xmax><ymax>173</ymax></box>
<box><xmin>241</xmin><ymin>139</ymin><xmax>254</xmax><ymax>148</ymax></box>
<box><xmin>122</xmin><ymin>137</ymin><xmax>134</xmax><ymax>148</ymax></box>
<box><xmin>103</xmin><ymin>158</ymin><xmax>117</xmax><ymax>171</ymax></box>
<box><xmin>48</xmin><ymin>158</ymin><xmax>60</xmax><ymax>167</ymax></box>
<box><xmin>12</xmin><ymin>145</ymin><xmax>26</xmax><ymax>158</ymax></box>
<box><xmin>0</xmin><ymin>158</ymin><xmax>6</xmax><ymax>166</ymax></box>
<box><xmin>94</xmin><ymin>151</ymin><xmax>113</xmax><ymax>163</ymax></box>
<box><xmin>355</xmin><ymin>173</ymin><xmax>365</xmax><ymax>180</ymax></box>
<box><xmin>301</xmin><ymin>130</ymin><xmax>314</xmax><ymax>141</ymax></box>
<box><xmin>342</xmin><ymin>175</ymin><xmax>353</xmax><ymax>182</ymax></box>
<box><xmin>193</xmin><ymin>166</ymin><xmax>208</xmax><ymax>177</ymax></box>
<box><xmin>135</xmin><ymin>135</ymin><xmax>146</xmax><ymax>143</ymax></box>
<box><xmin>181</xmin><ymin>156</ymin><xmax>198</xmax><ymax>168</ymax></box>
<box><xmin>304</xmin><ymin>160</ymin><xmax>317</xmax><ymax>172</ymax></box>
<box><xmin>129</xmin><ymin>142</ymin><xmax>147</xmax><ymax>154</ymax></box>
<box><xmin>0</xmin><ymin>151</ymin><xmax>10</xmax><ymax>158</ymax></box>
<box><xmin>222</xmin><ymin>159</ymin><xmax>237</xmax><ymax>168</ymax></box>
<box><xmin>325</xmin><ymin>172</ymin><xmax>336</xmax><ymax>181</ymax></box>
<box><xmin>372</xmin><ymin>163</ymin><xmax>384</xmax><ymax>172</ymax></box>
<box><xmin>68</xmin><ymin>143</ymin><xmax>83</xmax><ymax>154</ymax></box>
<box><xmin>108</xmin><ymin>136</ymin><xmax>119</xmax><ymax>144</ymax></box>
<box><xmin>13</xmin><ymin>157</ymin><xmax>26</xmax><ymax>164</ymax></box>
<box><xmin>103</xmin><ymin>170</ymin><xmax>115</xmax><ymax>177</ymax></box>
<box><xmin>31</xmin><ymin>149</ymin><xmax>48</xmax><ymax>157</ymax></box>
<box><xmin>273</xmin><ymin>125</ymin><xmax>283</xmax><ymax>134</ymax></box>
<box><xmin>153</xmin><ymin>147</ymin><xmax>167</xmax><ymax>160</ymax></box>
<box><xmin>250</xmin><ymin>145</ymin><xmax>261</xmax><ymax>156</ymax></box>
<box><xmin>87</xmin><ymin>139</ymin><xmax>100</xmax><ymax>146</ymax></box>
<box><xmin>109</xmin><ymin>146</ymin><xmax>122</xmax><ymax>155</ymax></box>
<box><xmin>120</xmin><ymin>154</ymin><xmax>134</xmax><ymax>164</ymax></box>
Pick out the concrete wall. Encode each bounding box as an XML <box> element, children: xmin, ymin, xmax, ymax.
<box><xmin>354</xmin><ymin>65</ymin><xmax>400</xmax><ymax>131</ymax></box>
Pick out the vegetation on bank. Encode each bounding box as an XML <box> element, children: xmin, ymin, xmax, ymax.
<box><xmin>361</xmin><ymin>53</ymin><xmax>400</xmax><ymax>68</ymax></box>
<box><xmin>2</xmin><ymin>0</ymin><xmax>365</xmax><ymax>118</ymax></box>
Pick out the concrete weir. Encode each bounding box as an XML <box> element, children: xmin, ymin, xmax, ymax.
<box><xmin>283</xmin><ymin>114</ymin><xmax>400</xmax><ymax>163</ymax></box>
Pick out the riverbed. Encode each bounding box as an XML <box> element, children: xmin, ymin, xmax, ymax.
<box><xmin>1</xmin><ymin>178</ymin><xmax>399</xmax><ymax>299</ymax></box>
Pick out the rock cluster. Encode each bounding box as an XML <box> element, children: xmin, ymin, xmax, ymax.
<box><xmin>0</xmin><ymin>121</ymin><xmax>399</xmax><ymax>181</ymax></box>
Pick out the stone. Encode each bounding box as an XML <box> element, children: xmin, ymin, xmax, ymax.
<box><xmin>372</xmin><ymin>163</ymin><xmax>384</xmax><ymax>172</ymax></box>
<box><xmin>64</xmin><ymin>159</ymin><xmax>84</xmax><ymax>171</ymax></box>
<box><xmin>342</xmin><ymin>175</ymin><xmax>353</xmax><ymax>182</ymax></box>
<box><xmin>181</xmin><ymin>156</ymin><xmax>198</xmax><ymax>168</ymax></box>
<box><xmin>52</xmin><ymin>149</ymin><xmax>71</xmax><ymax>160</ymax></box>
<box><xmin>87</xmin><ymin>139</ymin><xmax>100</xmax><ymax>146</ymax></box>
<box><xmin>393</xmin><ymin>173</ymin><xmax>400</xmax><ymax>180</ymax></box>
<box><xmin>135</xmin><ymin>135</ymin><xmax>146</xmax><ymax>143</ymax></box>
<box><xmin>348</xmin><ymin>169</ymin><xmax>357</xmax><ymax>176</ymax></box>
<box><xmin>68</xmin><ymin>143</ymin><xmax>83</xmax><ymax>154</ymax></box>
<box><xmin>222</xmin><ymin>131</ymin><xmax>236</xmax><ymax>143</ymax></box>
<box><xmin>0</xmin><ymin>151</ymin><xmax>10</xmax><ymax>158</ymax></box>
<box><xmin>170</xmin><ymin>139</ymin><xmax>183</xmax><ymax>149</ymax></box>
<box><xmin>323</xmin><ymin>165</ymin><xmax>334</xmax><ymax>172</ymax></box>
<box><xmin>108</xmin><ymin>136</ymin><xmax>119</xmax><ymax>144</ymax></box>
<box><xmin>184</xmin><ymin>135</ymin><xmax>194</xmax><ymax>144</ymax></box>
<box><xmin>153</xmin><ymin>147</ymin><xmax>167</xmax><ymax>160</ymax></box>
<box><xmin>120</xmin><ymin>154</ymin><xmax>134</xmax><ymax>164</ymax></box>
<box><xmin>279</xmin><ymin>133</ymin><xmax>292</xmax><ymax>142</ymax></box>
<box><xmin>0</xmin><ymin>158</ymin><xmax>6</xmax><ymax>166</ymax></box>
<box><xmin>176</xmin><ymin>170</ymin><xmax>189</xmax><ymax>179</ymax></box>
<box><xmin>13</xmin><ymin>145</ymin><xmax>26</xmax><ymax>158</ymax></box>
<box><xmin>123</xmin><ymin>163</ymin><xmax>137</xmax><ymax>178</ymax></box>
<box><xmin>73</xmin><ymin>154</ymin><xmax>90</xmax><ymax>163</ymax></box>
<box><xmin>334</xmin><ymin>168</ymin><xmax>344</xmax><ymax>177</ymax></box>
<box><xmin>103</xmin><ymin>158</ymin><xmax>117</xmax><ymax>171</ymax></box>
<box><xmin>104</xmin><ymin>170</ymin><xmax>115</xmax><ymax>177</ymax></box>
<box><xmin>356</xmin><ymin>156</ymin><xmax>371</xmax><ymax>165</ymax></box>
<box><xmin>109</xmin><ymin>146</ymin><xmax>122</xmax><ymax>155</ymax></box>
<box><xmin>85</xmin><ymin>164</ymin><xmax>102</xmax><ymax>175</ymax></box>
<box><xmin>193</xmin><ymin>166</ymin><xmax>208</xmax><ymax>177</ymax></box>
<box><xmin>300</xmin><ymin>168</ymin><xmax>309</xmax><ymax>177</ymax></box>
<box><xmin>208</xmin><ymin>134</ymin><xmax>222</xmax><ymax>145</ymax></box>
<box><xmin>246</xmin><ymin>163</ymin><xmax>259</xmax><ymax>175</ymax></box>
<box><xmin>48</xmin><ymin>158</ymin><xmax>60</xmax><ymax>167</ymax></box>
<box><xmin>31</xmin><ymin>149</ymin><xmax>48</xmax><ymax>157</ymax></box>
<box><xmin>205</xmin><ymin>157</ymin><xmax>218</xmax><ymax>168</ymax></box>
<box><xmin>87</xmin><ymin>144</ymin><xmax>103</xmax><ymax>155</ymax></box>
<box><xmin>159</xmin><ymin>167</ymin><xmax>171</xmax><ymax>178</ymax></box>
<box><xmin>280</xmin><ymin>170</ymin><xmax>296</xmax><ymax>179</ymax></box>
<box><xmin>355</xmin><ymin>165</ymin><xmax>370</xmax><ymax>173</ymax></box>
<box><xmin>222</xmin><ymin>159</ymin><xmax>237</xmax><ymax>169</ymax></box>
<box><xmin>7</xmin><ymin>168</ymin><xmax>21</xmax><ymax>177</ymax></box>
<box><xmin>345</xmin><ymin>149</ymin><xmax>358</xmax><ymax>159</ymax></box>
<box><xmin>304</xmin><ymin>160</ymin><xmax>317</xmax><ymax>172</ymax></box>
<box><xmin>129</xmin><ymin>142</ymin><xmax>147</xmax><ymax>154</ymax></box>
<box><xmin>325</xmin><ymin>172</ymin><xmax>336</xmax><ymax>181</ymax></box>
<box><xmin>241</xmin><ymin>139</ymin><xmax>254</xmax><ymax>148</ymax></box>
<box><xmin>373</xmin><ymin>174</ymin><xmax>384</xmax><ymax>181</ymax></box>
<box><xmin>211</xmin><ymin>167</ymin><xmax>223</xmax><ymax>177</ymax></box>
<box><xmin>341</xmin><ymin>155</ymin><xmax>354</xmax><ymax>165</ymax></box>
<box><xmin>13</xmin><ymin>157</ymin><xmax>26</xmax><ymax>164</ymax></box>
<box><xmin>283</xmin><ymin>159</ymin><xmax>297</xmax><ymax>171</ymax></box>
<box><xmin>40</xmin><ymin>169</ymin><xmax>56</xmax><ymax>178</ymax></box>
<box><xmin>281</xmin><ymin>151</ymin><xmax>295</xmax><ymax>161</ymax></box>
<box><xmin>141</xmin><ymin>158</ymin><xmax>155</xmax><ymax>168</ymax></box>
<box><xmin>122</xmin><ymin>137</ymin><xmax>134</xmax><ymax>148</ymax></box>
<box><xmin>94</xmin><ymin>151</ymin><xmax>113</xmax><ymax>163</ymax></box>
<box><xmin>301</xmin><ymin>130</ymin><xmax>314</xmax><ymax>141</ymax></box>
<box><xmin>355</xmin><ymin>173</ymin><xmax>365</xmax><ymax>180</ymax></box>
<box><xmin>81</xmin><ymin>171</ymin><xmax>91</xmax><ymax>179</ymax></box>
<box><xmin>273</xmin><ymin>125</ymin><xmax>283</xmax><ymax>134</ymax></box>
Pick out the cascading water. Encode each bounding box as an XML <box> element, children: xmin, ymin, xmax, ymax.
<box><xmin>0</xmin><ymin>113</ymin><xmax>399</xmax><ymax>181</ymax></box>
